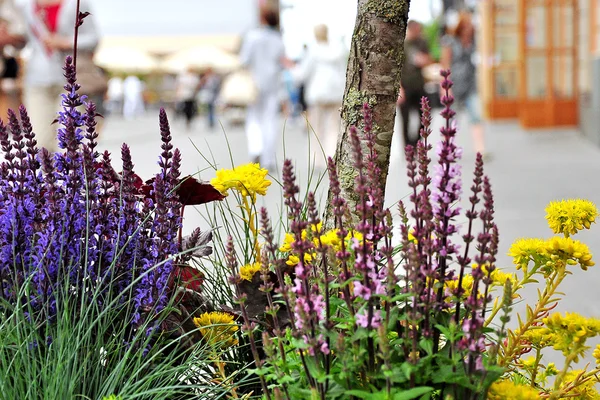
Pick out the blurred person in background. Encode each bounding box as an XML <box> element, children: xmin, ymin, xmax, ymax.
<box><xmin>122</xmin><ymin>75</ymin><xmax>145</xmax><ymax>120</ymax></box>
<box><xmin>398</xmin><ymin>20</ymin><xmax>432</xmax><ymax>148</ymax></box>
<box><xmin>295</xmin><ymin>24</ymin><xmax>346</xmax><ymax>170</ymax></box>
<box><xmin>297</xmin><ymin>44</ymin><xmax>308</xmax><ymax>115</ymax></box>
<box><xmin>239</xmin><ymin>3</ymin><xmax>286</xmax><ymax>171</ymax></box>
<box><xmin>199</xmin><ymin>67</ymin><xmax>220</xmax><ymax>130</ymax></box>
<box><xmin>106</xmin><ymin>75</ymin><xmax>123</xmax><ymax>115</ymax></box>
<box><xmin>20</xmin><ymin>0</ymin><xmax>99</xmax><ymax>152</ymax></box>
<box><xmin>441</xmin><ymin>11</ymin><xmax>486</xmax><ymax>156</ymax></box>
<box><xmin>175</xmin><ymin>67</ymin><xmax>200</xmax><ymax>130</ymax></box>
<box><xmin>0</xmin><ymin>0</ymin><xmax>27</xmax><ymax>118</ymax></box>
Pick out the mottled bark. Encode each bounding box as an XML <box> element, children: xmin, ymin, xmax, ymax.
<box><xmin>324</xmin><ymin>0</ymin><xmax>410</xmax><ymax>226</ymax></box>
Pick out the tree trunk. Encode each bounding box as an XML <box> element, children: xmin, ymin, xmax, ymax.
<box><xmin>324</xmin><ymin>0</ymin><xmax>411</xmax><ymax>226</ymax></box>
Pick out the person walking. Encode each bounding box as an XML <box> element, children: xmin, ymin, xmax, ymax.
<box><xmin>122</xmin><ymin>75</ymin><xmax>145</xmax><ymax>120</ymax></box>
<box><xmin>295</xmin><ymin>24</ymin><xmax>346</xmax><ymax>170</ymax></box>
<box><xmin>441</xmin><ymin>11</ymin><xmax>486</xmax><ymax>156</ymax></box>
<box><xmin>199</xmin><ymin>67</ymin><xmax>221</xmax><ymax>130</ymax></box>
<box><xmin>175</xmin><ymin>67</ymin><xmax>200</xmax><ymax>130</ymax></box>
<box><xmin>239</xmin><ymin>3</ymin><xmax>285</xmax><ymax>171</ymax></box>
<box><xmin>398</xmin><ymin>20</ymin><xmax>432</xmax><ymax>148</ymax></box>
<box><xmin>19</xmin><ymin>0</ymin><xmax>99</xmax><ymax>152</ymax></box>
<box><xmin>0</xmin><ymin>0</ymin><xmax>27</xmax><ymax>119</ymax></box>
<box><xmin>106</xmin><ymin>75</ymin><xmax>124</xmax><ymax>115</ymax></box>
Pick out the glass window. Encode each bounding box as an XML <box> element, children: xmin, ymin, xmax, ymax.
<box><xmin>494</xmin><ymin>68</ymin><xmax>519</xmax><ymax>97</ymax></box>
<box><xmin>526</xmin><ymin>6</ymin><xmax>547</xmax><ymax>48</ymax></box>
<box><xmin>526</xmin><ymin>56</ymin><xmax>547</xmax><ymax>98</ymax></box>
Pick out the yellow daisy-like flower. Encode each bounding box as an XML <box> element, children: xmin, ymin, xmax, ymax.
<box><xmin>193</xmin><ymin>312</ymin><xmax>239</xmax><ymax>349</ymax></box>
<box><xmin>487</xmin><ymin>379</ymin><xmax>539</xmax><ymax>400</ymax></box>
<box><xmin>545</xmin><ymin>199</ymin><xmax>598</xmax><ymax>237</ymax></box>
<box><xmin>444</xmin><ymin>274</ymin><xmax>475</xmax><ymax>298</ymax></box>
<box><xmin>508</xmin><ymin>238</ymin><xmax>547</xmax><ymax>269</ymax></box>
<box><xmin>545</xmin><ymin>236</ymin><xmax>595</xmax><ymax>270</ymax></box>
<box><xmin>543</xmin><ymin>312</ymin><xmax>600</xmax><ymax>359</ymax></box>
<box><xmin>211</xmin><ymin>163</ymin><xmax>271</xmax><ymax>201</ymax></box>
<box><xmin>239</xmin><ymin>262</ymin><xmax>262</xmax><ymax>281</ymax></box>
<box><xmin>562</xmin><ymin>370</ymin><xmax>600</xmax><ymax>400</ymax></box>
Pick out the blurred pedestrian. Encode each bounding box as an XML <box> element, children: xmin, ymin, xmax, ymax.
<box><xmin>0</xmin><ymin>0</ymin><xmax>27</xmax><ymax>119</ymax></box>
<box><xmin>20</xmin><ymin>0</ymin><xmax>99</xmax><ymax>152</ymax></box>
<box><xmin>106</xmin><ymin>75</ymin><xmax>123</xmax><ymax>115</ymax></box>
<box><xmin>122</xmin><ymin>75</ymin><xmax>145</xmax><ymax>120</ymax></box>
<box><xmin>295</xmin><ymin>24</ymin><xmax>346</xmax><ymax>169</ymax></box>
<box><xmin>441</xmin><ymin>11</ymin><xmax>486</xmax><ymax>156</ymax></box>
<box><xmin>239</xmin><ymin>3</ymin><xmax>286</xmax><ymax>170</ymax></box>
<box><xmin>398</xmin><ymin>20</ymin><xmax>432</xmax><ymax>148</ymax></box>
<box><xmin>199</xmin><ymin>67</ymin><xmax>221</xmax><ymax>130</ymax></box>
<box><xmin>297</xmin><ymin>44</ymin><xmax>308</xmax><ymax>114</ymax></box>
<box><xmin>175</xmin><ymin>67</ymin><xmax>200</xmax><ymax>130</ymax></box>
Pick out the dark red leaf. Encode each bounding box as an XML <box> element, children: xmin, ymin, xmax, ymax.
<box><xmin>131</xmin><ymin>173</ymin><xmax>144</xmax><ymax>190</ymax></box>
<box><xmin>176</xmin><ymin>176</ymin><xmax>225</xmax><ymax>206</ymax></box>
<box><xmin>172</xmin><ymin>264</ymin><xmax>204</xmax><ymax>292</ymax></box>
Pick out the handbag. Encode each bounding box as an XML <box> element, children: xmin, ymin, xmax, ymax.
<box><xmin>76</xmin><ymin>54</ymin><xmax>109</xmax><ymax>97</ymax></box>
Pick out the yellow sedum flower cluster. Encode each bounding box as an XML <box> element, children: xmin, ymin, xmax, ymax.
<box><xmin>279</xmin><ymin>223</ymin><xmax>363</xmax><ymax>266</ymax></box>
<box><xmin>562</xmin><ymin>370</ymin><xmax>600</xmax><ymax>400</ymax></box>
<box><xmin>193</xmin><ymin>312</ymin><xmax>239</xmax><ymax>349</ymax></box>
<box><xmin>521</xmin><ymin>326</ymin><xmax>557</xmax><ymax>349</ymax></box>
<box><xmin>211</xmin><ymin>163</ymin><xmax>271</xmax><ymax>201</ymax></box>
<box><xmin>487</xmin><ymin>379</ymin><xmax>539</xmax><ymax>400</ymax></box>
<box><xmin>542</xmin><ymin>312</ymin><xmax>600</xmax><ymax>358</ymax></box>
<box><xmin>508</xmin><ymin>237</ymin><xmax>594</xmax><ymax>271</ymax></box>
<box><xmin>545</xmin><ymin>199</ymin><xmax>598</xmax><ymax>237</ymax></box>
<box><xmin>594</xmin><ymin>345</ymin><xmax>600</xmax><ymax>366</ymax></box>
<box><xmin>239</xmin><ymin>262</ymin><xmax>262</xmax><ymax>281</ymax></box>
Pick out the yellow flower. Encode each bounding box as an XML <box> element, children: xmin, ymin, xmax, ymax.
<box><xmin>279</xmin><ymin>227</ymin><xmax>363</xmax><ymax>266</ymax></box>
<box><xmin>193</xmin><ymin>312</ymin><xmax>239</xmax><ymax>349</ymax></box>
<box><xmin>211</xmin><ymin>163</ymin><xmax>271</xmax><ymax>201</ymax></box>
<box><xmin>543</xmin><ymin>312</ymin><xmax>600</xmax><ymax>359</ymax></box>
<box><xmin>239</xmin><ymin>262</ymin><xmax>262</xmax><ymax>281</ymax></box>
<box><xmin>286</xmin><ymin>252</ymin><xmax>314</xmax><ymax>266</ymax></box>
<box><xmin>545</xmin><ymin>236</ymin><xmax>595</xmax><ymax>270</ymax></box>
<box><xmin>489</xmin><ymin>269</ymin><xmax>518</xmax><ymax>288</ymax></box>
<box><xmin>562</xmin><ymin>370</ymin><xmax>600</xmax><ymax>400</ymax></box>
<box><xmin>318</xmin><ymin>229</ymin><xmax>340</xmax><ymax>248</ymax></box>
<box><xmin>487</xmin><ymin>380</ymin><xmax>539</xmax><ymax>400</ymax></box>
<box><xmin>508</xmin><ymin>238</ymin><xmax>547</xmax><ymax>269</ymax></box>
<box><xmin>444</xmin><ymin>274</ymin><xmax>475</xmax><ymax>298</ymax></box>
<box><xmin>594</xmin><ymin>345</ymin><xmax>600</xmax><ymax>366</ymax></box>
<box><xmin>521</xmin><ymin>327</ymin><xmax>557</xmax><ymax>349</ymax></box>
<box><xmin>545</xmin><ymin>199</ymin><xmax>598</xmax><ymax>237</ymax></box>
<box><xmin>545</xmin><ymin>362</ymin><xmax>558</xmax><ymax>376</ymax></box>
<box><xmin>279</xmin><ymin>233</ymin><xmax>295</xmax><ymax>253</ymax></box>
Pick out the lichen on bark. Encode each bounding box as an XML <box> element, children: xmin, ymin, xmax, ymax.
<box><xmin>363</xmin><ymin>0</ymin><xmax>410</xmax><ymax>24</ymax></box>
<box><xmin>324</xmin><ymin>0</ymin><xmax>410</xmax><ymax>228</ymax></box>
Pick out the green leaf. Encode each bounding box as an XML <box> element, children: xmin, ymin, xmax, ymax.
<box><xmin>393</xmin><ymin>387</ymin><xmax>434</xmax><ymax>400</ymax></box>
<box><xmin>344</xmin><ymin>390</ymin><xmax>376</xmax><ymax>399</ymax></box>
<box><xmin>419</xmin><ymin>338</ymin><xmax>433</xmax><ymax>356</ymax></box>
